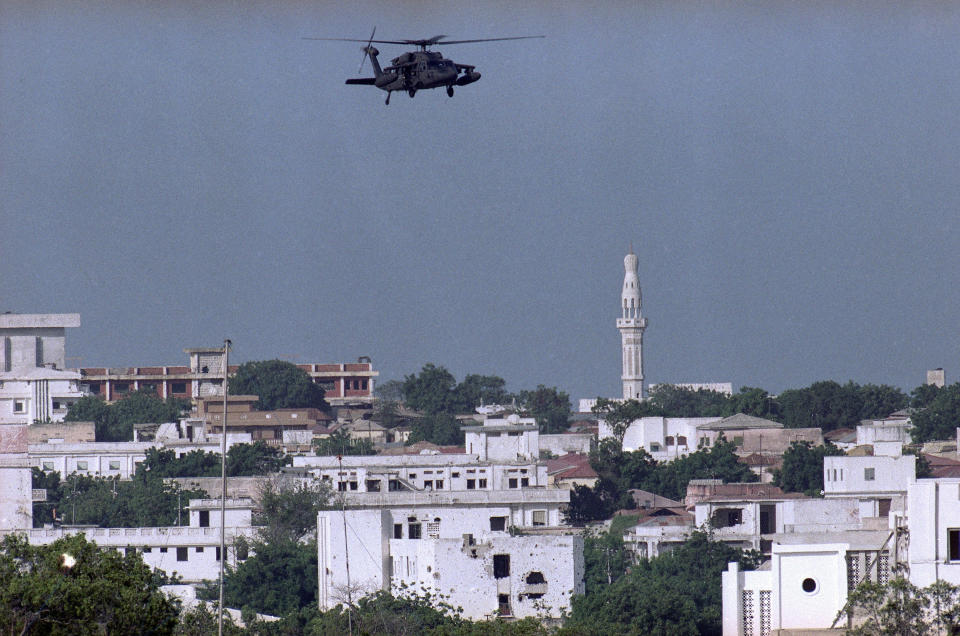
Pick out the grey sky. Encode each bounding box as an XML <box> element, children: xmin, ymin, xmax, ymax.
<box><xmin>3</xmin><ymin>1</ymin><xmax>960</xmax><ymax>400</ymax></box>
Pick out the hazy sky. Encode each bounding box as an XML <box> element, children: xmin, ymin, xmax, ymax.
<box><xmin>4</xmin><ymin>1</ymin><xmax>960</xmax><ymax>400</ymax></box>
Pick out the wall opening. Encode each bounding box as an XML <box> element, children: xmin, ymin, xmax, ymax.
<box><xmin>493</xmin><ymin>554</ymin><xmax>510</xmax><ymax>579</ymax></box>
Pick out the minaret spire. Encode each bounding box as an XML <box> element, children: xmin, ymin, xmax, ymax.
<box><xmin>617</xmin><ymin>246</ymin><xmax>648</xmax><ymax>399</ymax></box>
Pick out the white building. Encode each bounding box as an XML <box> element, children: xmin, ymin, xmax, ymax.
<box><xmin>30</xmin><ymin>441</ymin><xmax>154</xmax><ymax>479</ymax></box>
<box><xmin>600</xmin><ymin>415</ymin><xmax>721</xmax><ymax>459</ymax></box>
<box><xmin>318</xmin><ymin>507</ymin><xmax>583</xmax><ymax>620</ymax></box>
<box><xmin>617</xmin><ymin>246</ymin><xmax>648</xmax><ymax>400</ymax></box>
<box><xmin>823</xmin><ymin>453</ymin><xmax>914</xmax><ymax>518</ymax></box>
<box><xmin>907</xmin><ymin>478</ymin><xmax>960</xmax><ymax>587</ymax></box>
<box><xmin>0</xmin><ymin>313</ymin><xmax>85</xmax><ymax>424</ymax></box>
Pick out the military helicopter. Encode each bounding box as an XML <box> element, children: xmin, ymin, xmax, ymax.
<box><xmin>306</xmin><ymin>29</ymin><xmax>544</xmax><ymax>105</ymax></box>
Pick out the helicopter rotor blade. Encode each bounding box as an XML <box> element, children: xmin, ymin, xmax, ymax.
<box><xmin>357</xmin><ymin>26</ymin><xmax>376</xmax><ymax>73</ymax></box>
<box><xmin>431</xmin><ymin>35</ymin><xmax>545</xmax><ymax>45</ymax></box>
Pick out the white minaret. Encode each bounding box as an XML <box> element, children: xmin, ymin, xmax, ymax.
<box><xmin>617</xmin><ymin>245</ymin><xmax>648</xmax><ymax>399</ymax></box>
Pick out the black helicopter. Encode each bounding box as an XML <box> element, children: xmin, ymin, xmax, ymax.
<box><xmin>306</xmin><ymin>29</ymin><xmax>543</xmax><ymax>105</ymax></box>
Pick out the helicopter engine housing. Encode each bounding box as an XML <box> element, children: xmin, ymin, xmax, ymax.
<box><xmin>456</xmin><ymin>71</ymin><xmax>481</xmax><ymax>86</ymax></box>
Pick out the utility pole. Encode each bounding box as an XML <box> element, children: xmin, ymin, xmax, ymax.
<box><xmin>218</xmin><ymin>339</ymin><xmax>231</xmax><ymax>636</ymax></box>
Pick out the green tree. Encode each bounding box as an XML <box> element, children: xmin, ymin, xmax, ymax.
<box><xmin>840</xmin><ymin>578</ymin><xmax>931</xmax><ymax>636</ymax></box>
<box><xmin>0</xmin><ymin>533</ymin><xmax>180</xmax><ymax>635</ymax></box>
<box><xmin>561</xmin><ymin>530</ymin><xmax>760</xmax><ymax>636</ymax></box>
<box><xmin>51</xmin><ymin>470</ymin><xmax>205</xmax><ymax>527</ymax></box>
<box><xmin>777</xmin><ymin>381</ymin><xmax>907</xmax><ymax>432</ymax></box>
<box><xmin>216</xmin><ymin>479</ymin><xmax>333</xmax><ymax>616</ymax></box>
<box><xmin>313</xmin><ymin>430</ymin><xmax>377</xmax><ymax>456</ymax></box>
<box><xmin>723</xmin><ymin>387</ymin><xmax>779</xmax><ymax>419</ymax></box>
<box><xmin>648</xmin><ymin>384</ymin><xmax>730</xmax><ymax>417</ymax></box>
<box><xmin>772</xmin><ymin>441</ymin><xmax>845</xmax><ymax>496</ymax></box>
<box><xmin>518</xmin><ymin>385</ymin><xmax>571</xmax><ymax>434</ymax></box>
<box><xmin>230</xmin><ymin>360</ymin><xmax>330</xmax><ymax>412</ymax></box>
<box><xmin>374</xmin><ymin>379</ymin><xmax>405</xmax><ymax>402</ymax></box>
<box><xmin>65</xmin><ymin>391</ymin><xmax>189</xmax><ymax>442</ymax></box>
<box><xmin>227</xmin><ymin>441</ymin><xmax>291</xmax><ymax>476</ymax></box>
<box><xmin>254</xmin><ymin>478</ymin><xmax>334</xmax><ymax>544</ymax></box>
<box><xmin>910</xmin><ymin>383</ymin><xmax>960</xmax><ymax>443</ymax></box>
<box><xmin>582</xmin><ymin>528</ymin><xmax>633</xmax><ymax>593</ymax></box>
<box><xmin>592</xmin><ymin>398</ymin><xmax>660</xmax><ymax>443</ymax></box>
<box><xmin>402</xmin><ymin>364</ymin><xmax>464</xmax><ymax>414</ymax></box>
<box><xmin>141</xmin><ymin>448</ymin><xmax>221</xmax><ymax>478</ymax></box>
<box><xmin>458</xmin><ymin>374</ymin><xmax>512</xmax><ymax>410</ymax></box>
<box><xmin>406</xmin><ymin>413</ymin><xmax>466</xmax><ymax>446</ymax></box>
<box><xmin>642</xmin><ymin>436</ymin><xmax>757</xmax><ymax>502</ymax></box>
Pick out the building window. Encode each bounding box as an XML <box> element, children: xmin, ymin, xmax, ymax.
<box><xmin>949</xmin><ymin>529</ymin><xmax>960</xmax><ymax>562</ymax></box>
<box><xmin>215</xmin><ymin>547</ymin><xmax>221</xmax><ymax>561</ymax></box>
<box><xmin>176</xmin><ymin>547</ymin><xmax>188</xmax><ymax>562</ymax></box>
<box><xmin>423</xmin><ymin>480</ymin><xmax>433</xmax><ymax>490</ymax></box>
<box><xmin>532</xmin><ymin>510</ymin><xmax>547</xmax><ymax>526</ymax></box>
<box><xmin>864</xmin><ymin>467</ymin><xmax>875</xmax><ymax>481</ymax></box>
<box><xmin>467</xmin><ymin>479</ymin><xmax>476</xmax><ymax>490</ymax></box>
<box><xmin>665</xmin><ymin>436</ymin><xmax>675</xmax><ymax>446</ymax></box>
<box><xmin>409</xmin><ymin>523</ymin><xmax>422</xmax><ymax>540</ymax></box>
<box><xmin>142</xmin><ymin>547</ymin><xmax>152</xmax><ymax>553</ymax></box>
<box><xmin>13</xmin><ymin>400</ymin><xmax>26</xmax><ymax>414</ymax></box>
<box><xmin>159</xmin><ymin>547</ymin><xmax>167</xmax><ymax>553</ymax></box>
<box><xmin>195</xmin><ymin>547</ymin><xmax>204</xmax><ymax>553</ymax></box>
<box><xmin>493</xmin><ymin>554</ymin><xmax>510</xmax><ymax>579</ymax></box>
<box><xmin>521</xmin><ymin>477</ymin><xmax>529</xmax><ymax>487</ymax></box>
<box><xmin>171</xmin><ymin>382</ymin><xmax>187</xmax><ymax>394</ymax></box>
<box><xmin>114</xmin><ymin>382</ymin><xmax>129</xmax><ymax>394</ymax></box>
<box><xmin>490</xmin><ymin>516</ymin><xmax>507</xmax><ymax>531</ymax></box>
<box><xmin>109</xmin><ymin>461</ymin><xmax>121</xmax><ymax>470</ymax></box>
<box><xmin>76</xmin><ymin>461</ymin><xmax>88</xmax><ymax>471</ymax></box>
<box><xmin>650</xmin><ymin>443</ymin><xmax>661</xmax><ymax>452</ymax></box>
<box><xmin>394</xmin><ymin>524</ymin><xmax>403</xmax><ymax>539</ymax></box>
<box><xmin>452</xmin><ymin>472</ymin><xmax>460</xmax><ymax>478</ymax></box>
<box><xmin>478</xmin><ymin>478</ymin><xmax>487</xmax><ymax>488</ymax></box>
<box><xmin>508</xmin><ymin>478</ymin><xmax>518</xmax><ymax>489</ymax></box>
<box><xmin>42</xmin><ymin>462</ymin><xmax>54</xmax><ymax>471</ymax></box>
<box><xmin>677</xmin><ymin>436</ymin><xmax>687</xmax><ymax>446</ymax></box>
<box><xmin>366</xmin><ymin>480</ymin><xmax>381</xmax><ymax>492</ymax></box>
<box><xmin>199</xmin><ymin>511</ymin><xmax>210</xmax><ymax>528</ymax></box>
<box><xmin>801</xmin><ymin>577</ymin><xmax>818</xmax><ymax>594</ymax></box>
<box><xmin>349</xmin><ymin>481</ymin><xmax>358</xmax><ymax>491</ymax></box>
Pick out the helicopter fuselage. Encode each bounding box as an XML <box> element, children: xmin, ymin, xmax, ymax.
<box><xmin>348</xmin><ymin>48</ymin><xmax>481</xmax><ymax>103</ymax></box>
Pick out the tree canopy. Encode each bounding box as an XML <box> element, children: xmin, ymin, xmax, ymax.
<box><xmin>0</xmin><ymin>533</ymin><xmax>180</xmax><ymax>635</ymax></box>
<box><xmin>910</xmin><ymin>383</ymin><xmax>960</xmax><ymax>443</ymax></box>
<box><xmin>66</xmin><ymin>391</ymin><xmax>190</xmax><ymax>442</ymax></box>
<box><xmin>33</xmin><ymin>468</ymin><xmax>206</xmax><ymax>528</ymax></box>
<box><xmin>138</xmin><ymin>443</ymin><xmax>290</xmax><ymax>479</ymax></box>
<box><xmin>229</xmin><ymin>360</ymin><xmax>330</xmax><ymax>412</ymax></box>
<box><xmin>772</xmin><ymin>441</ymin><xmax>846</xmax><ymax>496</ymax></box>
<box><xmin>313</xmin><ymin>430</ymin><xmax>377</xmax><ymax>456</ymax></box>
<box><xmin>518</xmin><ymin>385</ymin><xmax>571</xmax><ymax>434</ymax></box>
<box><xmin>560</xmin><ymin>530</ymin><xmax>760</xmax><ymax>636</ymax></box>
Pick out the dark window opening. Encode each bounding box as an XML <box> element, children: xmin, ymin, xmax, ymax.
<box><xmin>199</xmin><ymin>510</ymin><xmax>210</xmax><ymax>527</ymax></box>
<box><xmin>949</xmin><ymin>529</ymin><xmax>960</xmax><ymax>561</ymax></box>
<box><xmin>467</xmin><ymin>479</ymin><xmax>476</xmax><ymax>489</ymax></box>
<box><xmin>176</xmin><ymin>547</ymin><xmax>188</xmax><ymax>562</ymax></box>
<box><xmin>409</xmin><ymin>523</ymin><xmax>422</xmax><ymax>540</ymax></box>
<box><xmin>366</xmin><ymin>480</ymin><xmax>381</xmax><ymax>492</ymax></box>
<box><xmin>394</xmin><ymin>524</ymin><xmax>403</xmax><ymax>539</ymax></box>
<box><xmin>490</xmin><ymin>516</ymin><xmax>507</xmax><ymax>531</ymax></box>
<box><xmin>478</xmin><ymin>478</ymin><xmax>487</xmax><ymax>488</ymax></box>
<box><xmin>521</xmin><ymin>477</ymin><xmax>529</xmax><ymax>487</ymax></box>
<box><xmin>493</xmin><ymin>554</ymin><xmax>510</xmax><ymax>579</ymax></box>
<box><xmin>498</xmin><ymin>594</ymin><xmax>512</xmax><ymax>616</ymax></box>
<box><xmin>711</xmin><ymin>508</ymin><xmax>743</xmax><ymax>528</ymax></box>
<box><xmin>172</xmin><ymin>382</ymin><xmax>187</xmax><ymax>393</ymax></box>
<box><xmin>215</xmin><ymin>547</ymin><xmax>221</xmax><ymax>561</ymax></box>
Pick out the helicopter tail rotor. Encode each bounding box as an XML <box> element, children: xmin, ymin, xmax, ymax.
<box><xmin>358</xmin><ymin>26</ymin><xmax>377</xmax><ymax>73</ymax></box>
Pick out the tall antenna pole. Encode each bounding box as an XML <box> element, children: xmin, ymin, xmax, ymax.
<box><xmin>218</xmin><ymin>339</ymin><xmax>231</xmax><ymax>636</ymax></box>
<box><xmin>338</xmin><ymin>454</ymin><xmax>353</xmax><ymax>636</ymax></box>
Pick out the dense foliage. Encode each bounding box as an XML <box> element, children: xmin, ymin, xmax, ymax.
<box><xmin>139</xmin><ymin>443</ymin><xmax>290</xmax><ymax>478</ymax></box>
<box><xmin>0</xmin><ymin>533</ymin><xmax>180</xmax><ymax>635</ymax></box>
<box><xmin>561</xmin><ymin>530</ymin><xmax>760</xmax><ymax>636</ymax></box>
<box><xmin>33</xmin><ymin>468</ymin><xmax>207</xmax><ymax>528</ymax></box>
<box><xmin>66</xmin><ymin>391</ymin><xmax>190</xmax><ymax>442</ymax></box>
<box><xmin>229</xmin><ymin>360</ymin><xmax>330</xmax><ymax>412</ymax></box>
<box><xmin>910</xmin><ymin>383</ymin><xmax>960</xmax><ymax>442</ymax></box>
<box><xmin>313</xmin><ymin>430</ymin><xmax>377</xmax><ymax>456</ymax></box>
<box><xmin>566</xmin><ymin>437</ymin><xmax>757</xmax><ymax>523</ymax></box>
<box><xmin>400</xmin><ymin>365</ymin><xmax>571</xmax><ymax>433</ymax></box>
<box><xmin>406</xmin><ymin>413</ymin><xmax>467</xmax><ymax>446</ymax></box>
<box><xmin>593</xmin><ymin>381</ymin><xmax>909</xmax><ymax>434</ymax></box>
<box><xmin>838</xmin><ymin>577</ymin><xmax>960</xmax><ymax>635</ymax></box>
<box><xmin>216</xmin><ymin>479</ymin><xmax>334</xmax><ymax>615</ymax></box>
<box><xmin>772</xmin><ymin>440</ymin><xmax>846</xmax><ymax>496</ymax></box>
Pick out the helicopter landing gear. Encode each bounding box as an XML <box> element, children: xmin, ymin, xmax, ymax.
<box><xmin>408</xmin><ymin>89</ymin><xmax>416</xmax><ymax>98</ymax></box>
<box><xmin>447</xmin><ymin>85</ymin><xmax>454</xmax><ymax>97</ymax></box>
<box><xmin>385</xmin><ymin>91</ymin><xmax>391</xmax><ymax>105</ymax></box>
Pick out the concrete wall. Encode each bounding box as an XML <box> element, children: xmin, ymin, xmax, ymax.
<box><xmin>823</xmin><ymin>455</ymin><xmax>915</xmax><ymax>497</ymax></box>
<box><xmin>0</xmin><ymin>458</ymin><xmax>31</xmax><ymax>529</ymax></box>
<box><xmin>539</xmin><ymin>433</ymin><xmax>592</xmax><ymax>456</ymax></box>
<box><xmin>908</xmin><ymin>479</ymin><xmax>960</xmax><ymax>587</ymax></box>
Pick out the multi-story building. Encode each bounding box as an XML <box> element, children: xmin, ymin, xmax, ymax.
<box><xmin>0</xmin><ymin>314</ymin><xmax>86</xmax><ymax>424</ymax></box>
<box><xmin>79</xmin><ymin>348</ymin><xmax>378</xmax><ymax>407</ymax></box>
